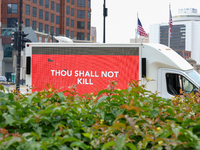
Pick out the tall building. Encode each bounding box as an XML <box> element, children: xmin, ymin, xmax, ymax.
<box><xmin>90</xmin><ymin>26</ymin><xmax>96</xmax><ymax>42</ymax></box>
<box><xmin>150</xmin><ymin>8</ymin><xmax>200</xmax><ymax>64</ymax></box>
<box><xmin>130</xmin><ymin>33</ymin><xmax>149</xmax><ymax>43</ymax></box>
<box><xmin>2</xmin><ymin>0</ymin><xmax>91</xmax><ymax>40</ymax></box>
<box><xmin>0</xmin><ymin>0</ymin><xmax>91</xmax><ymax>79</ymax></box>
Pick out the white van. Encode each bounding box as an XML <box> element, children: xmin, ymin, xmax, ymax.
<box><xmin>0</xmin><ymin>76</ymin><xmax>7</xmax><ymax>82</ymax></box>
<box><xmin>25</xmin><ymin>43</ymin><xmax>200</xmax><ymax>99</ymax></box>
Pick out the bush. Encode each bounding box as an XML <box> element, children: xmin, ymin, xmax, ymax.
<box><xmin>0</xmin><ymin>81</ymin><xmax>200</xmax><ymax>150</ymax></box>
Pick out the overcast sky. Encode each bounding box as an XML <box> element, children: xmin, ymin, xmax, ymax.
<box><xmin>91</xmin><ymin>0</ymin><xmax>200</xmax><ymax>43</ymax></box>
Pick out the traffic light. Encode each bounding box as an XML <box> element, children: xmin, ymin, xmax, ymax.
<box><xmin>11</xmin><ymin>31</ymin><xmax>18</xmax><ymax>50</ymax></box>
<box><xmin>103</xmin><ymin>7</ymin><xmax>108</xmax><ymax>17</ymax></box>
<box><xmin>21</xmin><ymin>31</ymin><xmax>29</xmax><ymax>49</ymax></box>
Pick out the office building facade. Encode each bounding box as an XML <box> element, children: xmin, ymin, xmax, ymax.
<box><xmin>90</xmin><ymin>26</ymin><xmax>96</xmax><ymax>43</ymax></box>
<box><xmin>0</xmin><ymin>0</ymin><xmax>91</xmax><ymax>79</ymax></box>
<box><xmin>150</xmin><ymin>8</ymin><xmax>200</xmax><ymax>64</ymax></box>
<box><xmin>2</xmin><ymin>0</ymin><xmax>91</xmax><ymax>40</ymax></box>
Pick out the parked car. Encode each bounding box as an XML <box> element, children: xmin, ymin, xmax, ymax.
<box><xmin>0</xmin><ymin>76</ymin><xmax>7</xmax><ymax>82</ymax></box>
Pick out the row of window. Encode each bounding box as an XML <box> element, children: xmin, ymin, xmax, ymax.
<box><xmin>37</xmin><ymin>31</ymin><xmax>90</xmax><ymax>42</ymax></box>
<box><xmin>35</xmin><ymin>0</ymin><xmax>91</xmax><ymax>8</ymax></box>
<box><xmin>67</xmin><ymin>7</ymin><xmax>90</xmax><ymax>19</ymax></box>
<box><xmin>33</xmin><ymin>0</ymin><xmax>60</xmax><ymax>11</ymax></box>
<box><xmin>65</xmin><ymin>30</ymin><xmax>90</xmax><ymax>40</ymax></box>
<box><xmin>26</xmin><ymin>3</ymin><xmax>60</xmax><ymax>13</ymax></box>
<box><xmin>25</xmin><ymin>5</ymin><xmax>90</xmax><ymax>19</ymax></box>
<box><xmin>8</xmin><ymin>0</ymin><xmax>90</xmax><ymax>14</ymax></box>
<box><xmin>25</xmin><ymin>19</ymin><xmax>90</xmax><ymax>35</ymax></box>
<box><xmin>7</xmin><ymin>17</ymin><xmax>90</xmax><ymax>33</ymax></box>
<box><xmin>67</xmin><ymin>0</ymin><xmax>91</xmax><ymax>8</ymax></box>
<box><xmin>25</xmin><ymin>20</ymin><xmax>59</xmax><ymax>35</ymax></box>
<box><xmin>66</xmin><ymin>19</ymin><xmax>90</xmax><ymax>30</ymax></box>
<box><xmin>25</xmin><ymin>18</ymin><xmax>90</xmax><ymax>30</ymax></box>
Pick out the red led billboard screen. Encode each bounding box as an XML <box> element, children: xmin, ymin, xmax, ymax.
<box><xmin>31</xmin><ymin>47</ymin><xmax>139</xmax><ymax>94</ymax></box>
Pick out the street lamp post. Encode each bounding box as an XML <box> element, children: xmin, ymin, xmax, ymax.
<box><xmin>16</xmin><ymin>0</ymin><xmax>22</xmax><ymax>91</ymax></box>
<box><xmin>103</xmin><ymin>0</ymin><xmax>107</xmax><ymax>43</ymax></box>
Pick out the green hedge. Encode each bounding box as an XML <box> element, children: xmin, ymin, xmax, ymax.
<box><xmin>0</xmin><ymin>81</ymin><xmax>200</xmax><ymax>150</ymax></box>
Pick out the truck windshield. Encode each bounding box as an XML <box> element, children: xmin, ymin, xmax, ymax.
<box><xmin>186</xmin><ymin>70</ymin><xmax>200</xmax><ymax>86</ymax></box>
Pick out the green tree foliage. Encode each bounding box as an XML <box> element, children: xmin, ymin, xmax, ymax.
<box><xmin>0</xmin><ymin>81</ymin><xmax>200</xmax><ymax>150</ymax></box>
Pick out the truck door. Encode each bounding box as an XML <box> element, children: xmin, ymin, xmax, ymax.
<box><xmin>158</xmin><ymin>68</ymin><xmax>198</xmax><ymax>98</ymax></box>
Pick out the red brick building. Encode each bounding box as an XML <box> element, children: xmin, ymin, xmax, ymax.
<box><xmin>176</xmin><ymin>50</ymin><xmax>191</xmax><ymax>60</ymax></box>
<box><xmin>0</xmin><ymin>0</ymin><xmax>91</xmax><ymax>79</ymax></box>
<box><xmin>1</xmin><ymin>0</ymin><xmax>91</xmax><ymax>42</ymax></box>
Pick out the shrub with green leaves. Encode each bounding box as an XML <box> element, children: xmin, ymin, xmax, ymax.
<box><xmin>0</xmin><ymin>81</ymin><xmax>200</xmax><ymax>150</ymax></box>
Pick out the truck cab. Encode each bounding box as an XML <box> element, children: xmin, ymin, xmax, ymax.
<box><xmin>158</xmin><ymin>68</ymin><xmax>200</xmax><ymax>98</ymax></box>
<box><xmin>142</xmin><ymin>43</ymin><xmax>200</xmax><ymax>99</ymax></box>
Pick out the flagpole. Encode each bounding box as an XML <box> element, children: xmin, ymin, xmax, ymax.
<box><xmin>168</xmin><ymin>3</ymin><xmax>171</xmax><ymax>47</ymax></box>
<box><xmin>135</xmin><ymin>29</ymin><xmax>137</xmax><ymax>43</ymax></box>
<box><xmin>136</xmin><ymin>12</ymin><xmax>138</xmax><ymax>43</ymax></box>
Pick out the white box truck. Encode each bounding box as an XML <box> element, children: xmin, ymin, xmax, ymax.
<box><xmin>25</xmin><ymin>43</ymin><xmax>200</xmax><ymax>99</ymax></box>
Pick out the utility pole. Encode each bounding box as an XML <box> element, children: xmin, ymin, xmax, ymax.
<box><xmin>103</xmin><ymin>0</ymin><xmax>107</xmax><ymax>43</ymax></box>
<box><xmin>16</xmin><ymin>0</ymin><xmax>22</xmax><ymax>91</ymax></box>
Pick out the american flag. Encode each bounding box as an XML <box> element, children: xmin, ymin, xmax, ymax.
<box><xmin>169</xmin><ymin>6</ymin><xmax>173</xmax><ymax>37</ymax></box>
<box><xmin>138</xmin><ymin>18</ymin><xmax>148</xmax><ymax>37</ymax></box>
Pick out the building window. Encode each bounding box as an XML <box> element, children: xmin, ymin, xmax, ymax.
<box><xmin>66</xmin><ymin>6</ymin><xmax>70</xmax><ymax>15</ymax></box>
<box><xmin>50</xmin><ymin>26</ymin><xmax>54</xmax><ymax>35</ymax></box>
<box><xmin>56</xmin><ymin>16</ymin><xmax>60</xmax><ymax>24</ymax></box>
<box><xmin>77</xmin><ymin>32</ymin><xmax>85</xmax><ymax>40</ymax></box>
<box><xmin>26</xmin><ymin>5</ymin><xmax>30</xmax><ymax>15</ymax></box>
<box><xmin>39</xmin><ymin>10</ymin><xmax>43</xmax><ymax>19</ymax></box>
<box><xmin>66</xmin><ymin>18</ymin><xmax>69</xmax><ymax>26</ymax></box>
<box><xmin>32</xmin><ymin>7</ymin><xmax>37</xmax><ymax>17</ymax></box>
<box><xmin>45</xmin><ymin>25</ymin><xmax>49</xmax><ymax>33</ymax></box>
<box><xmin>25</xmin><ymin>19</ymin><xmax>30</xmax><ymax>27</ymax></box>
<box><xmin>67</xmin><ymin>0</ymin><xmax>70</xmax><ymax>3</ymax></box>
<box><xmin>77</xmin><ymin>10</ymin><xmax>85</xmax><ymax>18</ymax></box>
<box><xmin>7</xmin><ymin>4</ymin><xmax>18</xmax><ymax>14</ymax></box>
<box><xmin>32</xmin><ymin>21</ymin><xmax>37</xmax><ymax>30</ymax></box>
<box><xmin>51</xmin><ymin>14</ymin><xmax>54</xmax><ymax>23</ymax></box>
<box><xmin>45</xmin><ymin>12</ymin><xmax>49</xmax><ymax>21</ymax></box>
<box><xmin>39</xmin><ymin>0</ymin><xmax>43</xmax><ymax>6</ymax></box>
<box><xmin>56</xmin><ymin>28</ymin><xmax>59</xmax><ymax>36</ymax></box>
<box><xmin>66</xmin><ymin>30</ymin><xmax>69</xmax><ymax>37</ymax></box>
<box><xmin>87</xmin><ymin>22</ymin><xmax>90</xmax><ymax>30</ymax></box>
<box><xmin>71</xmin><ymin>19</ymin><xmax>74</xmax><ymax>27</ymax></box>
<box><xmin>71</xmin><ymin>31</ymin><xmax>74</xmax><ymax>39</ymax></box>
<box><xmin>45</xmin><ymin>0</ymin><xmax>49</xmax><ymax>8</ymax></box>
<box><xmin>88</xmin><ymin>0</ymin><xmax>90</xmax><ymax>8</ymax></box>
<box><xmin>71</xmin><ymin>0</ymin><xmax>74</xmax><ymax>5</ymax></box>
<box><xmin>71</xmin><ymin>8</ymin><xmax>74</xmax><ymax>16</ymax></box>
<box><xmin>77</xmin><ymin>21</ymin><xmax>85</xmax><ymax>29</ymax></box>
<box><xmin>4</xmin><ymin>47</ymin><xmax>13</xmax><ymax>57</ymax></box>
<box><xmin>39</xmin><ymin>23</ymin><xmax>43</xmax><ymax>32</ymax></box>
<box><xmin>51</xmin><ymin>1</ymin><xmax>54</xmax><ymax>10</ymax></box>
<box><xmin>33</xmin><ymin>0</ymin><xmax>37</xmax><ymax>3</ymax></box>
<box><xmin>56</xmin><ymin>4</ymin><xmax>60</xmax><ymax>12</ymax></box>
<box><xmin>88</xmin><ymin>11</ymin><xmax>90</xmax><ymax>19</ymax></box>
<box><xmin>45</xmin><ymin>38</ymin><xmax>48</xmax><ymax>43</ymax></box>
<box><xmin>7</xmin><ymin>18</ymin><xmax>18</xmax><ymax>28</ymax></box>
<box><xmin>87</xmin><ymin>33</ymin><xmax>90</xmax><ymax>40</ymax></box>
<box><xmin>77</xmin><ymin>0</ymin><xmax>85</xmax><ymax>7</ymax></box>
<box><xmin>39</xmin><ymin>36</ymin><xmax>42</xmax><ymax>42</ymax></box>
